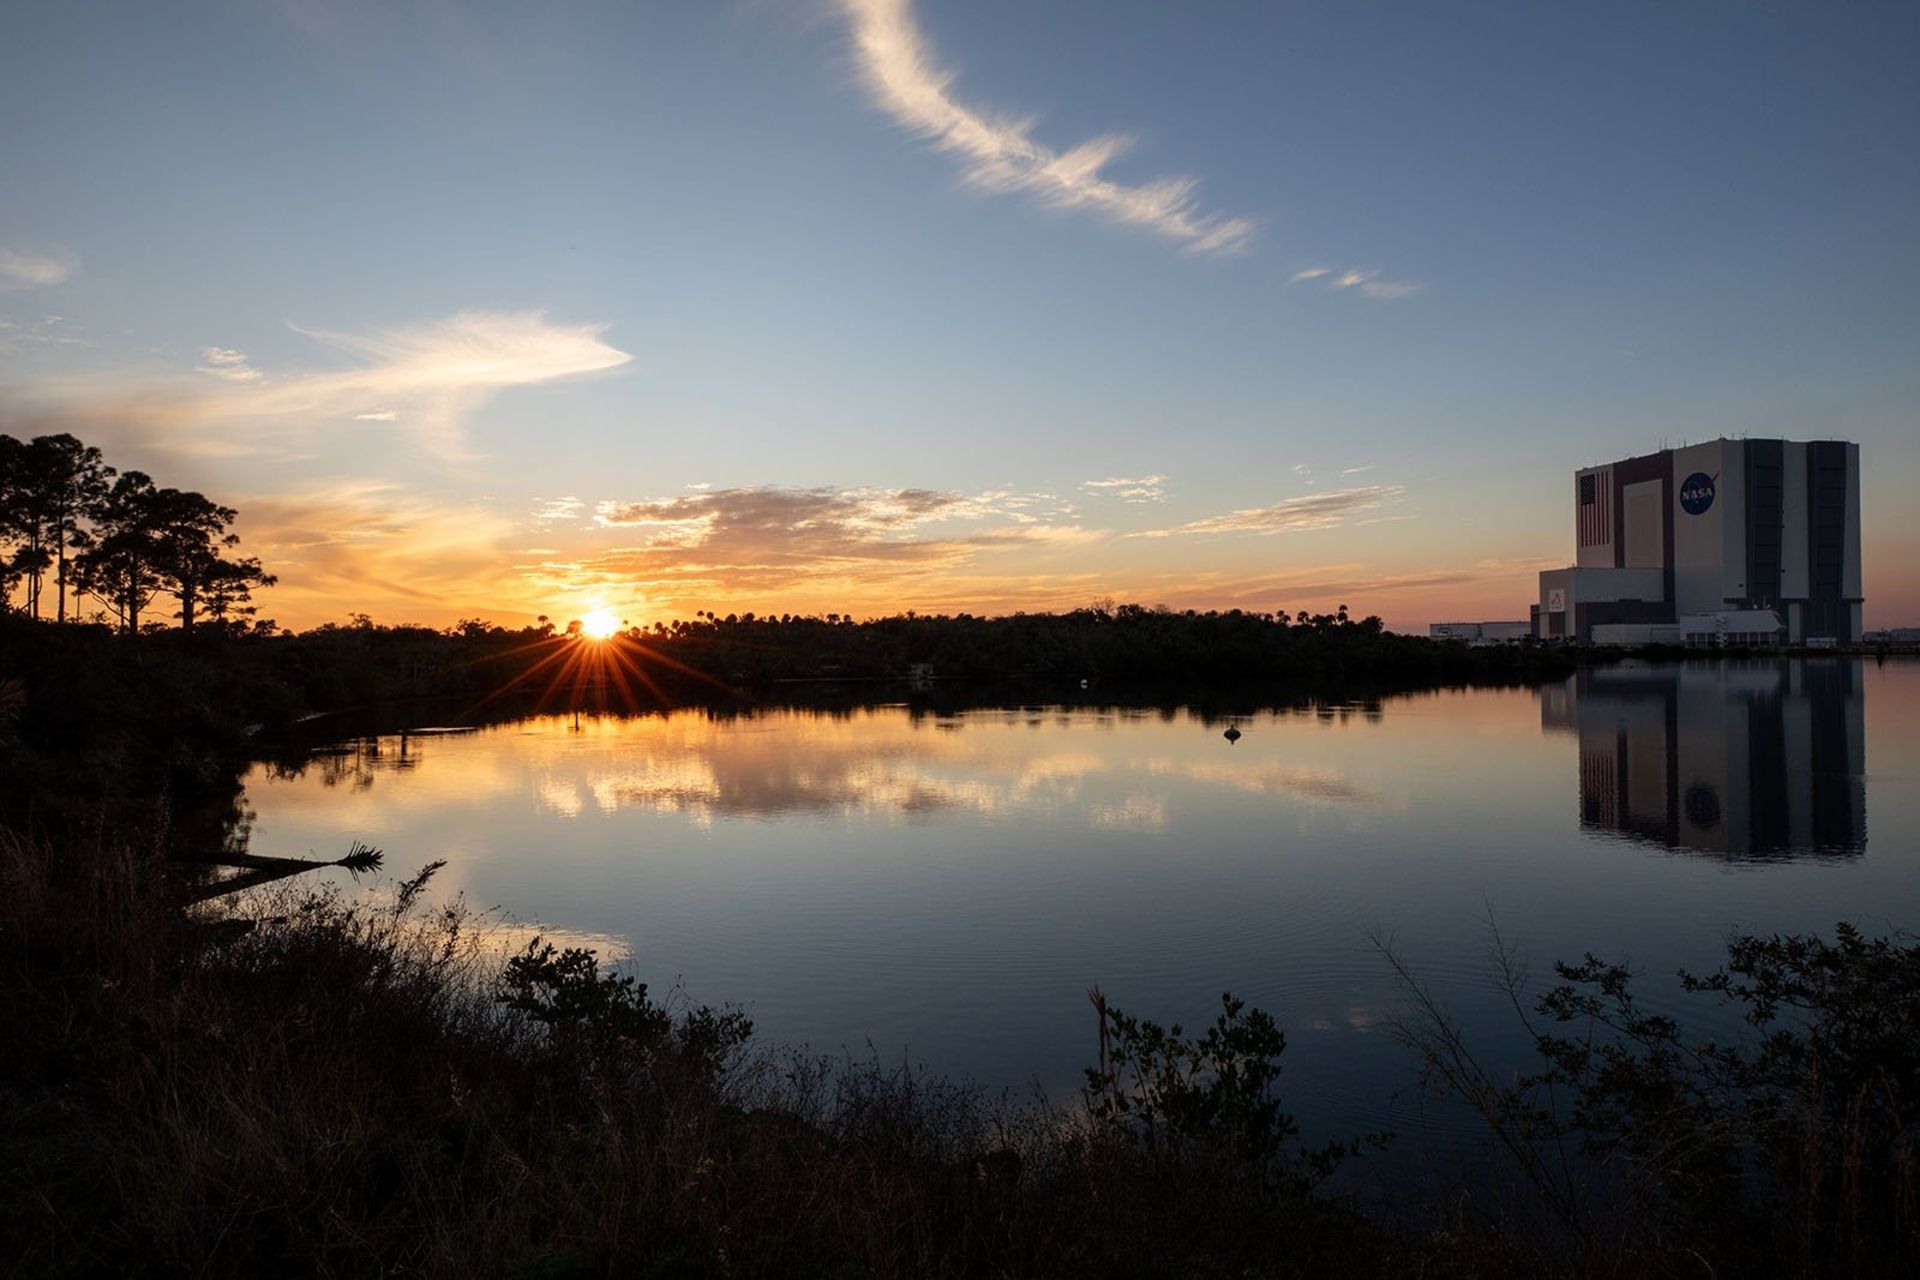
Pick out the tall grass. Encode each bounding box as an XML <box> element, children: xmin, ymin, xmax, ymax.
<box><xmin>0</xmin><ymin>817</ymin><xmax>1407</xmax><ymax>1278</ymax></box>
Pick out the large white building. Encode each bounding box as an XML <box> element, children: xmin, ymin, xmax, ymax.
<box><xmin>1536</xmin><ymin>438</ymin><xmax>1862</xmax><ymax>645</ymax></box>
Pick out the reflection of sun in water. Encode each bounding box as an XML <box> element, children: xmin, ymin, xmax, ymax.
<box><xmin>580</xmin><ymin>608</ymin><xmax>622</xmax><ymax>640</ymax></box>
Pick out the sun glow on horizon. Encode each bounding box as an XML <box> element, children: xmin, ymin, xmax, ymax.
<box><xmin>579</xmin><ymin>608</ymin><xmax>623</xmax><ymax>640</ymax></box>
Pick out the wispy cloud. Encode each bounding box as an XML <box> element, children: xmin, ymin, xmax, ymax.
<box><xmin>842</xmin><ymin>0</ymin><xmax>1252</xmax><ymax>253</ymax></box>
<box><xmin>0</xmin><ymin>246</ymin><xmax>78</xmax><ymax>290</ymax></box>
<box><xmin>1137</xmin><ymin>484</ymin><xmax>1405</xmax><ymax>538</ymax></box>
<box><xmin>1082</xmin><ymin>474</ymin><xmax>1168</xmax><ymax>503</ymax></box>
<box><xmin>1358</xmin><ymin>279</ymin><xmax>1420</xmax><ymax>300</ymax></box>
<box><xmin>534</xmin><ymin>496</ymin><xmax>585</xmax><ymax>522</ymax></box>
<box><xmin>1328</xmin><ymin>267</ymin><xmax>1421</xmax><ymax>300</ymax></box>
<box><xmin>0</xmin><ymin>315</ymin><xmax>87</xmax><ymax>352</ymax></box>
<box><xmin>1340</xmin><ymin>464</ymin><xmax>1375</xmax><ymax>475</ymax></box>
<box><xmin>1289</xmin><ymin>265</ymin><xmax>1420</xmax><ymax>300</ymax></box>
<box><xmin>232</xmin><ymin>482</ymin><xmax>525</xmax><ymax>622</ymax></box>
<box><xmin>17</xmin><ymin>310</ymin><xmax>632</xmax><ymax>462</ymax></box>
<box><xmin>197</xmin><ymin>346</ymin><xmax>265</xmax><ymax>383</ymax></box>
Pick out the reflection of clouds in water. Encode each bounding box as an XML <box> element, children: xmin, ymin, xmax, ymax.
<box><xmin>539</xmin><ymin>776</ymin><xmax>584</xmax><ymax>818</ymax></box>
<box><xmin>1299</xmin><ymin>1006</ymin><xmax>1392</xmax><ymax>1035</ymax></box>
<box><xmin>550</xmin><ymin>743</ymin><xmax>1092</xmax><ymax>825</ymax></box>
<box><xmin>266</xmin><ymin>708</ymin><xmax>1380</xmax><ymax>828</ymax></box>
<box><xmin>1148</xmin><ymin>758</ymin><xmax>1383</xmax><ymax>808</ymax></box>
<box><xmin>586</xmin><ymin>757</ymin><xmax>722</xmax><ymax>821</ymax></box>
<box><xmin>1086</xmin><ymin>792</ymin><xmax>1168</xmax><ymax>832</ymax></box>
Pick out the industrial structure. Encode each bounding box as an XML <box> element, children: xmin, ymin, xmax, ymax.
<box><xmin>1535</xmin><ymin>438</ymin><xmax>1862</xmax><ymax>645</ymax></box>
<box><xmin>1428</xmin><ymin>620</ymin><xmax>1531</xmax><ymax>645</ymax></box>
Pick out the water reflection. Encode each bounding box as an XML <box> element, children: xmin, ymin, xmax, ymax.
<box><xmin>265</xmin><ymin>705</ymin><xmax>1388</xmax><ymax>830</ymax></box>
<box><xmin>238</xmin><ymin>664</ymin><xmax>1919</xmax><ymax>1153</ymax></box>
<box><xmin>1544</xmin><ymin>661</ymin><xmax>1866</xmax><ymax>858</ymax></box>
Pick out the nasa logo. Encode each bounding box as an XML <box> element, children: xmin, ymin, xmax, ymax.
<box><xmin>1680</xmin><ymin>471</ymin><xmax>1716</xmax><ymax>515</ymax></box>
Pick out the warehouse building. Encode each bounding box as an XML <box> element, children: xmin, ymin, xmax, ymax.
<box><xmin>1537</xmin><ymin>438</ymin><xmax>1861</xmax><ymax>645</ymax></box>
<box><xmin>1429</xmin><ymin>620</ymin><xmax>1531</xmax><ymax>645</ymax></box>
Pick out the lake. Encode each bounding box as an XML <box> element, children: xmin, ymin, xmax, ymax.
<box><xmin>241</xmin><ymin>658</ymin><xmax>1920</xmax><ymax>1154</ymax></box>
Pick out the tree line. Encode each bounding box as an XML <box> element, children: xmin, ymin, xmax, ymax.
<box><xmin>0</xmin><ymin>432</ymin><xmax>273</xmax><ymax>633</ymax></box>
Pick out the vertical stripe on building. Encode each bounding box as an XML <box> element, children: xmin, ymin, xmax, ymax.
<box><xmin>1578</xmin><ymin>467</ymin><xmax>1612</xmax><ymax>546</ymax></box>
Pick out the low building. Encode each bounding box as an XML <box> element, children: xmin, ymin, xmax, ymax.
<box><xmin>1538</xmin><ymin>437</ymin><xmax>1861</xmax><ymax>644</ymax></box>
<box><xmin>1429</xmin><ymin>620</ymin><xmax>1531</xmax><ymax>645</ymax></box>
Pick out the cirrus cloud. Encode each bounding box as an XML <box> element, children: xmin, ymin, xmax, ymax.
<box><xmin>14</xmin><ymin>309</ymin><xmax>632</xmax><ymax>463</ymax></box>
<box><xmin>843</xmin><ymin>0</ymin><xmax>1253</xmax><ymax>254</ymax></box>
<box><xmin>1082</xmin><ymin>474</ymin><xmax>1169</xmax><ymax>503</ymax></box>
<box><xmin>1137</xmin><ymin>484</ymin><xmax>1406</xmax><ymax>538</ymax></box>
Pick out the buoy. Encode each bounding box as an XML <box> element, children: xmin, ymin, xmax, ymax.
<box><xmin>1223</xmin><ymin>726</ymin><xmax>1242</xmax><ymax>744</ymax></box>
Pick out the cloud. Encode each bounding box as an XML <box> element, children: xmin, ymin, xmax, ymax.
<box><xmin>231</xmin><ymin>482</ymin><xmax>526</xmax><ymax>622</ymax></box>
<box><xmin>14</xmin><ymin>309</ymin><xmax>632</xmax><ymax>462</ymax></box>
<box><xmin>534</xmin><ymin>496</ymin><xmax>584</xmax><ymax>521</ymax></box>
<box><xmin>1138</xmin><ymin>484</ymin><xmax>1406</xmax><ymax>538</ymax></box>
<box><xmin>0</xmin><ymin>315</ymin><xmax>87</xmax><ymax>352</ymax></box>
<box><xmin>0</xmin><ymin>247</ymin><xmax>78</xmax><ymax>290</ymax></box>
<box><xmin>1340</xmin><ymin>464</ymin><xmax>1374</xmax><ymax>475</ymax></box>
<box><xmin>1082</xmin><ymin>474</ymin><xmax>1168</xmax><ymax>503</ymax></box>
<box><xmin>197</xmin><ymin>346</ymin><xmax>265</xmax><ymax>383</ymax></box>
<box><xmin>842</xmin><ymin>0</ymin><xmax>1253</xmax><ymax>253</ymax></box>
<box><xmin>1208</xmin><ymin>555</ymin><xmax>1561</xmax><ymax>603</ymax></box>
<box><xmin>537</xmin><ymin>484</ymin><xmax>1099</xmax><ymax>601</ymax></box>
<box><xmin>1289</xmin><ymin>263</ymin><xmax>1419</xmax><ymax>299</ymax></box>
<box><xmin>1358</xmin><ymin>279</ymin><xmax>1420</xmax><ymax>300</ymax></box>
<box><xmin>1315</xmin><ymin>267</ymin><xmax>1420</xmax><ymax>300</ymax></box>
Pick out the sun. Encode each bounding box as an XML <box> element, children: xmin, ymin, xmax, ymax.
<box><xmin>579</xmin><ymin>608</ymin><xmax>622</xmax><ymax>640</ymax></box>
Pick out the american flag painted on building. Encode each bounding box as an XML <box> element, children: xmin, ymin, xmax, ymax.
<box><xmin>1578</xmin><ymin>468</ymin><xmax>1612</xmax><ymax>546</ymax></box>
<box><xmin>1580</xmin><ymin>742</ymin><xmax>1617</xmax><ymax>828</ymax></box>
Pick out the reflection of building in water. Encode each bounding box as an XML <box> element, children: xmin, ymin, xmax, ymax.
<box><xmin>1545</xmin><ymin>662</ymin><xmax>1866</xmax><ymax>857</ymax></box>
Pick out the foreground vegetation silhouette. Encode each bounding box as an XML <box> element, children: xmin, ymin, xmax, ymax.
<box><xmin>5</xmin><ymin>805</ymin><xmax>1917</xmax><ymax>1276</ymax></box>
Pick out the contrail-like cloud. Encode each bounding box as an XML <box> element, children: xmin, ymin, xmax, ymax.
<box><xmin>843</xmin><ymin>0</ymin><xmax>1253</xmax><ymax>253</ymax></box>
<box><xmin>1137</xmin><ymin>484</ymin><xmax>1406</xmax><ymax>537</ymax></box>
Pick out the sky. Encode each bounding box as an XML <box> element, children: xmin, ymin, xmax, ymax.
<box><xmin>2</xmin><ymin>0</ymin><xmax>1916</xmax><ymax>632</ymax></box>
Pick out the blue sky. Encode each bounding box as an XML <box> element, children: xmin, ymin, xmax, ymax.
<box><xmin>3</xmin><ymin>0</ymin><xmax>1915</xmax><ymax>628</ymax></box>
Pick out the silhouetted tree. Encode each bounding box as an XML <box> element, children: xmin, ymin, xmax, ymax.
<box><xmin>32</xmin><ymin>434</ymin><xmax>113</xmax><ymax>622</ymax></box>
<box><xmin>73</xmin><ymin>471</ymin><xmax>273</xmax><ymax>633</ymax></box>
<box><xmin>73</xmin><ymin>471</ymin><xmax>168</xmax><ymax>632</ymax></box>
<box><xmin>0</xmin><ymin>432</ymin><xmax>113</xmax><ymax>619</ymax></box>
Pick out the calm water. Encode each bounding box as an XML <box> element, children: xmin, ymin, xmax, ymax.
<box><xmin>242</xmin><ymin>659</ymin><xmax>1920</xmax><ymax>1150</ymax></box>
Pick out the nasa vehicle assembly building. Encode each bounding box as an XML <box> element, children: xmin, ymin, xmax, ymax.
<box><xmin>1536</xmin><ymin>438</ymin><xmax>1862</xmax><ymax>646</ymax></box>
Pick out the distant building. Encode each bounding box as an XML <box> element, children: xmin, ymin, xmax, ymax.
<box><xmin>1537</xmin><ymin>438</ymin><xmax>1862</xmax><ymax>644</ymax></box>
<box><xmin>1864</xmin><ymin>627</ymin><xmax>1920</xmax><ymax>644</ymax></box>
<box><xmin>1429</xmin><ymin>620</ymin><xmax>1531</xmax><ymax>645</ymax></box>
